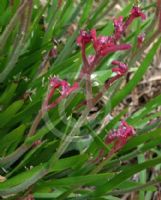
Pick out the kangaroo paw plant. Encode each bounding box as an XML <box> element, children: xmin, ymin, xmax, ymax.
<box><xmin>0</xmin><ymin>1</ymin><xmax>161</xmax><ymax>199</ymax></box>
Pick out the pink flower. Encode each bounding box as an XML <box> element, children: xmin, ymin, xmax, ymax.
<box><xmin>137</xmin><ymin>33</ymin><xmax>145</xmax><ymax>47</ymax></box>
<box><xmin>113</xmin><ymin>16</ymin><xmax>124</xmax><ymax>40</ymax></box>
<box><xmin>93</xmin><ymin>121</ymin><xmax>135</xmax><ymax>163</ymax></box>
<box><xmin>76</xmin><ymin>30</ymin><xmax>92</xmax><ymax>47</ymax></box>
<box><xmin>90</xmin><ymin>29</ymin><xmax>131</xmax><ymax>56</ymax></box>
<box><xmin>61</xmin><ymin>81</ymin><xmax>79</xmax><ymax>96</ymax></box>
<box><xmin>46</xmin><ymin>77</ymin><xmax>79</xmax><ymax>110</ymax></box>
<box><xmin>131</xmin><ymin>6</ymin><xmax>146</xmax><ymax>20</ymax></box>
<box><xmin>50</xmin><ymin>77</ymin><xmax>79</xmax><ymax>97</ymax></box>
<box><xmin>104</xmin><ymin>120</ymin><xmax>135</xmax><ymax>156</ymax></box>
<box><xmin>50</xmin><ymin>77</ymin><xmax>62</xmax><ymax>88</ymax></box>
<box><xmin>124</xmin><ymin>6</ymin><xmax>146</xmax><ymax>29</ymax></box>
<box><xmin>101</xmin><ymin>44</ymin><xmax>131</xmax><ymax>56</ymax></box>
<box><xmin>112</xmin><ymin>60</ymin><xmax>128</xmax><ymax>76</ymax></box>
<box><xmin>106</xmin><ymin>121</ymin><xmax>135</xmax><ymax>145</ymax></box>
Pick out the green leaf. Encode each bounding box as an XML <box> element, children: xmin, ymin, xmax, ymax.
<box><xmin>0</xmin><ymin>165</ymin><xmax>47</xmax><ymax>196</ymax></box>
<box><xmin>94</xmin><ymin>156</ymin><xmax>161</xmax><ymax>196</ymax></box>
<box><xmin>40</xmin><ymin>172</ymin><xmax>113</xmax><ymax>188</ymax></box>
<box><xmin>0</xmin><ymin>124</ymin><xmax>26</xmax><ymax>156</ymax></box>
<box><xmin>0</xmin><ymin>82</ymin><xmax>18</xmax><ymax>106</ymax></box>
<box><xmin>0</xmin><ymin>100</ymin><xmax>24</xmax><ymax>127</ymax></box>
<box><xmin>91</xmin><ymin>70</ymin><xmax>112</xmax><ymax>86</ymax></box>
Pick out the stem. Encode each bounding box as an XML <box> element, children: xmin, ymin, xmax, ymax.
<box><xmin>47</xmin><ymin>95</ymin><xmax>64</xmax><ymax>110</ymax></box>
<box><xmin>80</xmin><ymin>43</ymin><xmax>94</xmax><ymax>109</ymax></box>
<box><xmin>86</xmin><ymin>73</ymin><xmax>93</xmax><ymax>109</ymax></box>
<box><xmin>76</xmin><ymin>74</ymin><xmax>121</xmax><ymax>110</ymax></box>
<box><xmin>28</xmin><ymin>110</ymin><xmax>44</xmax><ymax>137</ymax></box>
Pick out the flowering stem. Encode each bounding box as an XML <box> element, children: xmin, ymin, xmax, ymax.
<box><xmin>76</xmin><ymin>74</ymin><xmax>121</xmax><ymax>110</ymax></box>
<box><xmin>28</xmin><ymin>110</ymin><xmax>44</xmax><ymax>137</ymax></box>
<box><xmin>81</xmin><ymin>44</ymin><xmax>94</xmax><ymax>109</ymax></box>
<box><xmin>1</xmin><ymin>81</ymin><xmax>79</xmax><ymax>169</ymax></box>
<box><xmin>86</xmin><ymin>73</ymin><xmax>93</xmax><ymax>109</ymax></box>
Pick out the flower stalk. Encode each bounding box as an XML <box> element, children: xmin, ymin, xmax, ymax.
<box><xmin>0</xmin><ymin>77</ymin><xmax>79</xmax><ymax>168</ymax></box>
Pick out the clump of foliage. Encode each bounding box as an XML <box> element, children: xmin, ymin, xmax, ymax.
<box><xmin>0</xmin><ymin>0</ymin><xmax>161</xmax><ymax>199</ymax></box>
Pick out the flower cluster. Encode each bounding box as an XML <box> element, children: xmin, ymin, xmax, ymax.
<box><xmin>77</xmin><ymin>6</ymin><xmax>146</xmax><ymax>79</ymax></box>
<box><xmin>113</xmin><ymin>6</ymin><xmax>146</xmax><ymax>40</ymax></box>
<box><xmin>77</xmin><ymin>30</ymin><xmax>92</xmax><ymax>47</ymax></box>
<box><xmin>94</xmin><ymin>121</ymin><xmax>135</xmax><ymax>163</ymax></box>
<box><xmin>105</xmin><ymin>121</ymin><xmax>135</xmax><ymax>147</ymax></box>
<box><xmin>104</xmin><ymin>120</ymin><xmax>135</xmax><ymax>157</ymax></box>
<box><xmin>113</xmin><ymin>16</ymin><xmax>124</xmax><ymax>41</ymax></box>
<box><xmin>123</xmin><ymin>6</ymin><xmax>146</xmax><ymax>30</ymax></box>
<box><xmin>76</xmin><ymin>6</ymin><xmax>146</xmax><ymax>111</ymax></box>
<box><xmin>44</xmin><ymin>77</ymin><xmax>79</xmax><ymax>110</ymax></box>
<box><xmin>77</xmin><ymin>29</ymin><xmax>131</xmax><ymax>60</ymax></box>
<box><xmin>112</xmin><ymin>60</ymin><xmax>128</xmax><ymax>76</ymax></box>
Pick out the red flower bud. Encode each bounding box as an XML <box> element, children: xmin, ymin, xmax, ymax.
<box><xmin>104</xmin><ymin>120</ymin><xmax>135</xmax><ymax>155</ymax></box>
<box><xmin>113</xmin><ymin>16</ymin><xmax>124</xmax><ymax>40</ymax></box>
<box><xmin>76</xmin><ymin>30</ymin><xmax>92</xmax><ymax>47</ymax></box>
<box><xmin>93</xmin><ymin>121</ymin><xmax>135</xmax><ymax>163</ymax></box>
<box><xmin>90</xmin><ymin>29</ymin><xmax>131</xmax><ymax>57</ymax></box>
<box><xmin>46</xmin><ymin>77</ymin><xmax>79</xmax><ymax>110</ymax></box>
<box><xmin>112</xmin><ymin>60</ymin><xmax>128</xmax><ymax>76</ymax></box>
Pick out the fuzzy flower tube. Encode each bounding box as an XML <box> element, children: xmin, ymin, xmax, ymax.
<box><xmin>45</xmin><ymin>77</ymin><xmax>79</xmax><ymax>111</ymax></box>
